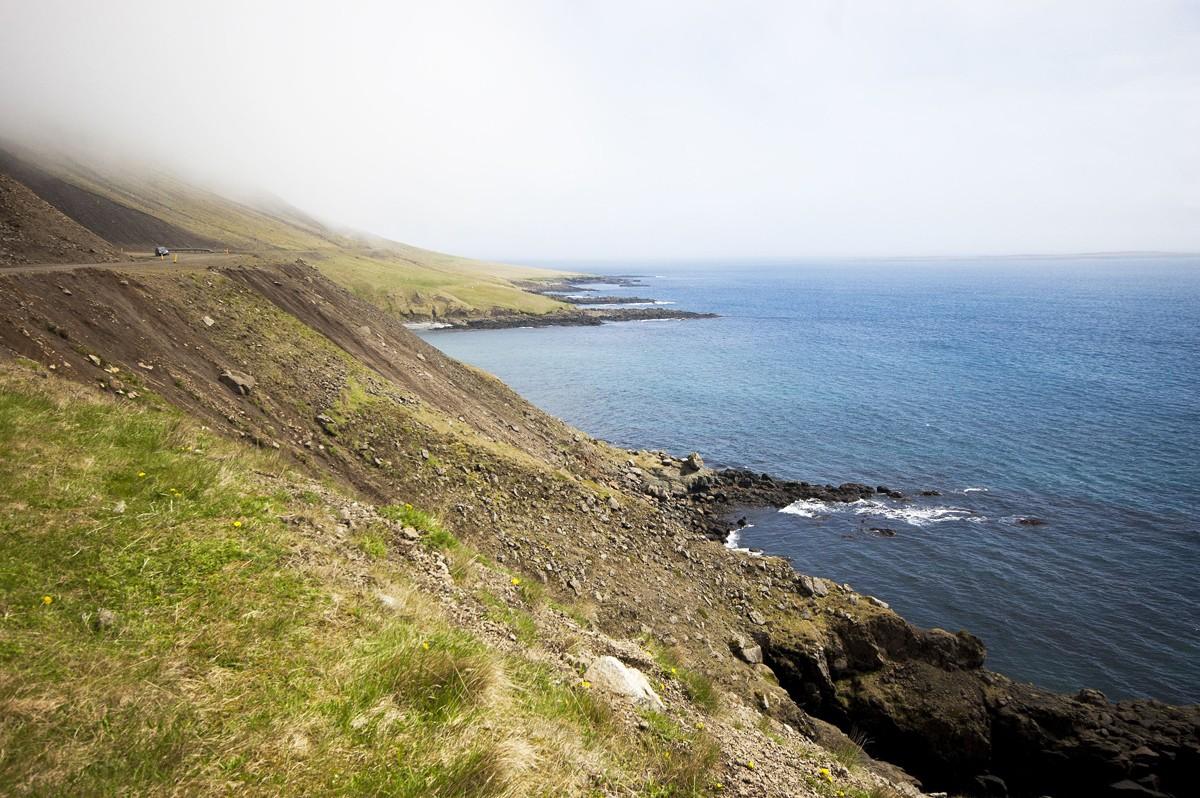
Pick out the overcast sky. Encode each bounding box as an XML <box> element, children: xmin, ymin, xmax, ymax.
<box><xmin>2</xmin><ymin>1</ymin><xmax>1198</xmax><ymax>260</ymax></box>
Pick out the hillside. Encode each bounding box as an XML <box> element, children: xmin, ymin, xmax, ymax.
<box><xmin>3</xmin><ymin>253</ymin><xmax>1196</xmax><ymax>798</ymax></box>
<box><xmin>0</xmin><ymin>172</ymin><xmax>120</xmax><ymax>265</ymax></box>
<box><xmin>0</xmin><ymin>260</ymin><xmax>918</xmax><ymax>798</ymax></box>
<box><xmin>1</xmin><ymin>152</ymin><xmax>1196</xmax><ymax>798</ymax></box>
<box><xmin>0</xmin><ymin>145</ymin><xmax>568</xmax><ymax>320</ymax></box>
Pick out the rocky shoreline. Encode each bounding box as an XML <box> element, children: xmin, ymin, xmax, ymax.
<box><xmin>423</xmin><ymin>273</ymin><xmax>717</xmax><ymax>330</ymax></box>
<box><xmin>444</xmin><ymin>306</ymin><xmax>717</xmax><ymax>330</ymax></box>
<box><xmin>611</xmin><ymin>452</ymin><xmax>1200</xmax><ymax>798</ymax></box>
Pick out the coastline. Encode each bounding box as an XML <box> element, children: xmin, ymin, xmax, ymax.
<box><xmin>604</xmin><ymin>449</ymin><xmax>1200</xmax><ymax>798</ymax></box>
<box><xmin>405</xmin><ymin>273</ymin><xmax>718</xmax><ymax>330</ymax></box>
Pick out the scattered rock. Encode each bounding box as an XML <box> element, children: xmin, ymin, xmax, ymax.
<box><xmin>731</xmin><ymin>636</ymin><xmax>764</xmax><ymax>665</ymax></box>
<box><xmin>86</xmin><ymin>354</ymin><xmax>102</xmax><ymax>367</ymax></box>
<box><xmin>795</xmin><ymin>575</ymin><xmax>829</xmax><ymax>598</ymax></box>
<box><xmin>682</xmin><ymin>452</ymin><xmax>705</xmax><ymax>474</ymax></box>
<box><xmin>90</xmin><ymin>608</ymin><xmax>116</xmax><ymax>631</ymax></box>
<box><xmin>202</xmin><ymin>315</ymin><xmax>216</xmax><ymax>327</ymax></box>
<box><xmin>1017</xmin><ymin>517</ymin><xmax>1047</xmax><ymax>526</ymax></box>
<box><xmin>583</xmin><ymin>656</ymin><xmax>664</xmax><ymax>710</ymax></box>
<box><xmin>218</xmin><ymin>369</ymin><xmax>255</xmax><ymax>396</ymax></box>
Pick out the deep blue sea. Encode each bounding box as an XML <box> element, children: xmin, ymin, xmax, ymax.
<box><xmin>419</xmin><ymin>257</ymin><xmax>1200</xmax><ymax>704</ymax></box>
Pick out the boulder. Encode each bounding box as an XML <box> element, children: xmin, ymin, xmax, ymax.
<box><xmin>731</xmin><ymin>636</ymin><xmax>764</xmax><ymax>665</ymax></box>
<box><xmin>218</xmin><ymin>369</ymin><xmax>255</xmax><ymax>396</ymax></box>
<box><xmin>584</xmin><ymin>656</ymin><xmax>664</xmax><ymax>710</ymax></box>
<box><xmin>681</xmin><ymin>452</ymin><xmax>704</xmax><ymax>474</ymax></box>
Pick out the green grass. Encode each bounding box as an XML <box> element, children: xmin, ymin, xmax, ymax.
<box><xmin>636</xmin><ymin>711</ymin><xmax>722</xmax><ymax>797</ymax></box>
<box><xmin>379</xmin><ymin>502</ymin><xmax>459</xmax><ymax>550</ymax></box>
<box><xmin>478</xmin><ymin>590</ymin><xmax>538</xmax><ymax>645</ymax></box>
<box><xmin>0</xmin><ymin>368</ymin><xmax>729</xmax><ymax>796</ymax></box>
<box><xmin>643</xmin><ymin>639</ymin><xmax>721</xmax><ymax>713</ymax></box>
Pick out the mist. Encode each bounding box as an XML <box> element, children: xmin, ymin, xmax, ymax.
<box><xmin>2</xmin><ymin>0</ymin><xmax>1198</xmax><ymax>260</ymax></box>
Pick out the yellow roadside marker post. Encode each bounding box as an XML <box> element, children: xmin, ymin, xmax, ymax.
<box><xmin>173</xmin><ymin>254</ymin><xmax>178</xmax><ymax>264</ymax></box>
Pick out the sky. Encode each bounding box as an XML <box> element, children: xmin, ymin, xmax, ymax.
<box><xmin>1</xmin><ymin>0</ymin><xmax>1198</xmax><ymax>260</ymax></box>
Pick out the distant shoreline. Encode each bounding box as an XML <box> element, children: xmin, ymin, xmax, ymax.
<box><xmin>407</xmin><ymin>273</ymin><xmax>717</xmax><ymax>331</ymax></box>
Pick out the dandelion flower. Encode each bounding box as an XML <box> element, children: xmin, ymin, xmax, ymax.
<box><xmin>746</xmin><ymin>759</ymin><xmax>756</xmax><ymax>770</ymax></box>
<box><xmin>819</xmin><ymin>767</ymin><xmax>832</xmax><ymax>782</ymax></box>
<box><xmin>41</xmin><ymin>595</ymin><xmax>53</xmax><ymax>605</ymax></box>
<box><xmin>137</xmin><ymin>471</ymin><xmax>146</xmax><ymax>478</ymax></box>
<box><xmin>669</xmin><ymin>666</ymin><xmax>678</xmax><ymax>676</ymax></box>
<box><xmin>421</xmin><ymin>641</ymin><xmax>430</xmax><ymax>651</ymax></box>
<box><xmin>233</xmin><ymin>520</ymin><xmax>243</xmax><ymax>528</ymax></box>
<box><xmin>510</xmin><ymin>577</ymin><xmax>521</xmax><ymax>586</ymax></box>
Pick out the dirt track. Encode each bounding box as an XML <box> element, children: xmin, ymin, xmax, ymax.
<box><xmin>0</xmin><ymin>253</ymin><xmax>246</xmax><ymax>274</ymax></box>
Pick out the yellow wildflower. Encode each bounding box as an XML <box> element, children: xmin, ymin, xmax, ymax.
<box><xmin>41</xmin><ymin>595</ymin><xmax>53</xmax><ymax>606</ymax></box>
<box><xmin>580</xmin><ymin>680</ymin><xmax>591</xmax><ymax>689</ymax></box>
<box><xmin>232</xmin><ymin>520</ymin><xmax>243</xmax><ymax>528</ymax></box>
<box><xmin>745</xmin><ymin>759</ymin><xmax>756</xmax><ymax>770</ymax></box>
<box><xmin>510</xmin><ymin>577</ymin><xmax>521</xmax><ymax>586</ymax></box>
<box><xmin>421</xmin><ymin>641</ymin><xmax>430</xmax><ymax>651</ymax></box>
<box><xmin>137</xmin><ymin>471</ymin><xmax>146</xmax><ymax>478</ymax></box>
<box><xmin>819</xmin><ymin>767</ymin><xmax>832</xmax><ymax>782</ymax></box>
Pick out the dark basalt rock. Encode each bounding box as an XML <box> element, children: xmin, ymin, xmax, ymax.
<box><xmin>1018</xmin><ymin>517</ymin><xmax>1047</xmax><ymax>526</ymax></box>
<box><xmin>762</xmin><ymin>605</ymin><xmax>1200</xmax><ymax>798</ymax></box>
<box><xmin>668</xmin><ymin>463</ymin><xmax>1200</xmax><ymax>797</ymax></box>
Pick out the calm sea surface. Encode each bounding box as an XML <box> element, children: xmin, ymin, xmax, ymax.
<box><xmin>420</xmin><ymin>257</ymin><xmax>1200</xmax><ymax>704</ymax></box>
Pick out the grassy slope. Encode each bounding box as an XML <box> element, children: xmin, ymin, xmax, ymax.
<box><xmin>0</xmin><ymin>365</ymin><xmax>720</xmax><ymax>797</ymax></box>
<box><xmin>27</xmin><ymin>154</ymin><xmax>570</xmax><ymax>318</ymax></box>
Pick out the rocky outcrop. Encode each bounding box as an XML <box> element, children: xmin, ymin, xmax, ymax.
<box><xmin>761</xmin><ymin>595</ymin><xmax>1200</xmax><ymax>798</ymax></box>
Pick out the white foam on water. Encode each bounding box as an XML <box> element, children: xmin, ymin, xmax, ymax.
<box><xmin>780</xmin><ymin>498</ymin><xmax>984</xmax><ymax>527</ymax></box>
<box><xmin>779</xmin><ymin>499</ymin><xmax>830</xmax><ymax>518</ymax></box>
<box><xmin>724</xmin><ymin>524</ymin><xmax>760</xmax><ymax>554</ymax></box>
<box><xmin>962</xmin><ymin>487</ymin><xmax>989</xmax><ymax>494</ymax></box>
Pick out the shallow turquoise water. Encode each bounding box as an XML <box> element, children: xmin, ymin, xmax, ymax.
<box><xmin>420</xmin><ymin>257</ymin><xmax>1200</xmax><ymax>703</ymax></box>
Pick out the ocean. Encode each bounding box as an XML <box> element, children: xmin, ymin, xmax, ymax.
<box><xmin>418</xmin><ymin>257</ymin><xmax>1200</xmax><ymax>704</ymax></box>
